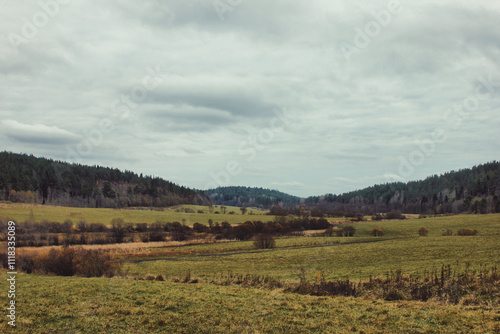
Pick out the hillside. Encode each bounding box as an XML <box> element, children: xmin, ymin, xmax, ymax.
<box><xmin>305</xmin><ymin>161</ymin><xmax>500</xmax><ymax>215</ymax></box>
<box><xmin>0</xmin><ymin>151</ymin><xmax>210</xmax><ymax>208</ymax></box>
<box><xmin>206</xmin><ymin>186</ymin><xmax>301</xmax><ymax>208</ymax></box>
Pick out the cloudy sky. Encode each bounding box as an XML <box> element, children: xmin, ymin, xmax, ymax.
<box><xmin>1</xmin><ymin>0</ymin><xmax>499</xmax><ymax>197</ymax></box>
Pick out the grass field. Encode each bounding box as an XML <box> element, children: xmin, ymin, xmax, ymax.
<box><xmin>1</xmin><ymin>271</ymin><xmax>499</xmax><ymax>333</ymax></box>
<box><xmin>125</xmin><ymin>215</ymin><xmax>500</xmax><ymax>282</ymax></box>
<box><xmin>0</xmin><ymin>211</ymin><xmax>499</xmax><ymax>333</ymax></box>
<box><xmin>0</xmin><ymin>203</ymin><xmax>270</xmax><ymax>226</ymax></box>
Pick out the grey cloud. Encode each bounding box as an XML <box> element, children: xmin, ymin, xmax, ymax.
<box><xmin>141</xmin><ymin>104</ymin><xmax>235</xmax><ymax>132</ymax></box>
<box><xmin>0</xmin><ymin>0</ymin><xmax>498</xmax><ymax>197</ymax></box>
<box><xmin>147</xmin><ymin>90</ymin><xmax>278</xmax><ymax>119</ymax></box>
<box><xmin>0</xmin><ymin>120</ymin><xmax>80</xmax><ymax>145</ymax></box>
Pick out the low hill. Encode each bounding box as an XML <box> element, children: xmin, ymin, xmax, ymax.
<box><xmin>0</xmin><ymin>151</ymin><xmax>210</xmax><ymax>208</ymax></box>
<box><xmin>205</xmin><ymin>186</ymin><xmax>301</xmax><ymax>208</ymax></box>
<box><xmin>305</xmin><ymin>161</ymin><xmax>500</xmax><ymax>215</ymax></box>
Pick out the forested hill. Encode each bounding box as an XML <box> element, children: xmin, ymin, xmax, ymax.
<box><xmin>305</xmin><ymin>161</ymin><xmax>500</xmax><ymax>214</ymax></box>
<box><xmin>206</xmin><ymin>186</ymin><xmax>301</xmax><ymax>208</ymax></box>
<box><xmin>0</xmin><ymin>151</ymin><xmax>210</xmax><ymax>208</ymax></box>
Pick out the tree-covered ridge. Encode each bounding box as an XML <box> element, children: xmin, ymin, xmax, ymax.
<box><xmin>0</xmin><ymin>151</ymin><xmax>210</xmax><ymax>208</ymax></box>
<box><xmin>305</xmin><ymin>161</ymin><xmax>500</xmax><ymax>214</ymax></box>
<box><xmin>206</xmin><ymin>186</ymin><xmax>301</xmax><ymax>208</ymax></box>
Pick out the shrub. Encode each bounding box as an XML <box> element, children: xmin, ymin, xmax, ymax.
<box><xmin>77</xmin><ymin>220</ymin><xmax>89</xmax><ymax>232</ymax></box>
<box><xmin>18</xmin><ymin>254</ymin><xmax>37</xmax><ymax>274</ymax></box>
<box><xmin>171</xmin><ymin>230</ymin><xmax>188</xmax><ymax>241</ymax></box>
<box><xmin>88</xmin><ymin>222</ymin><xmax>107</xmax><ymax>233</ymax></box>
<box><xmin>0</xmin><ymin>252</ymin><xmax>7</xmax><ymax>268</ymax></box>
<box><xmin>329</xmin><ymin>227</ymin><xmax>343</xmax><ymax>237</ymax></box>
<box><xmin>351</xmin><ymin>214</ymin><xmax>365</xmax><ymax>222</ymax></box>
<box><xmin>457</xmin><ymin>228</ymin><xmax>478</xmax><ymax>236</ymax></box>
<box><xmin>371</xmin><ymin>228</ymin><xmax>384</xmax><ymax>237</ymax></box>
<box><xmin>371</xmin><ymin>214</ymin><xmax>383</xmax><ymax>221</ymax></box>
<box><xmin>38</xmin><ymin>247</ymin><xmax>76</xmax><ymax>276</ymax></box>
<box><xmin>73</xmin><ymin>248</ymin><xmax>118</xmax><ymax>277</ymax></box>
<box><xmin>145</xmin><ymin>274</ymin><xmax>156</xmax><ymax>281</ymax></box>
<box><xmin>341</xmin><ymin>225</ymin><xmax>356</xmax><ymax>237</ymax></box>
<box><xmin>234</xmin><ymin>224</ymin><xmax>254</xmax><ymax>241</ymax></box>
<box><xmin>253</xmin><ymin>234</ymin><xmax>276</xmax><ymax>249</ymax></box>
<box><xmin>384</xmin><ymin>211</ymin><xmax>406</xmax><ymax>220</ymax></box>
<box><xmin>26</xmin><ymin>247</ymin><xmax>120</xmax><ymax>277</ymax></box>
<box><xmin>149</xmin><ymin>230</ymin><xmax>166</xmax><ymax>242</ymax></box>
<box><xmin>48</xmin><ymin>235</ymin><xmax>59</xmax><ymax>246</ymax></box>
<box><xmin>384</xmin><ymin>287</ymin><xmax>406</xmax><ymax>301</ymax></box>
<box><xmin>418</xmin><ymin>226</ymin><xmax>429</xmax><ymax>236</ymax></box>
<box><xmin>110</xmin><ymin>218</ymin><xmax>127</xmax><ymax>243</ymax></box>
<box><xmin>193</xmin><ymin>222</ymin><xmax>208</xmax><ymax>233</ymax></box>
<box><xmin>135</xmin><ymin>223</ymin><xmax>148</xmax><ymax>232</ymax></box>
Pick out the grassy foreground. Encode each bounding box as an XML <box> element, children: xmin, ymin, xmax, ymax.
<box><xmin>1</xmin><ymin>272</ymin><xmax>499</xmax><ymax>333</ymax></box>
<box><xmin>1</xmin><ymin>213</ymin><xmax>499</xmax><ymax>333</ymax></box>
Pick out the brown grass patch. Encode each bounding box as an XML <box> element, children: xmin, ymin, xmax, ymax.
<box><xmin>17</xmin><ymin>237</ymin><xmax>233</xmax><ymax>259</ymax></box>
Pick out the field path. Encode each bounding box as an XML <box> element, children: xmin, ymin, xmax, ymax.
<box><xmin>123</xmin><ymin>236</ymin><xmax>417</xmax><ymax>263</ymax></box>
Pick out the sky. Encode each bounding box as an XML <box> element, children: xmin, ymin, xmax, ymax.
<box><xmin>0</xmin><ymin>0</ymin><xmax>499</xmax><ymax>198</ymax></box>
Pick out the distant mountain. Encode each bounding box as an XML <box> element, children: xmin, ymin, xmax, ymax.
<box><xmin>205</xmin><ymin>186</ymin><xmax>301</xmax><ymax>208</ymax></box>
<box><xmin>0</xmin><ymin>151</ymin><xmax>210</xmax><ymax>208</ymax></box>
<box><xmin>304</xmin><ymin>161</ymin><xmax>500</xmax><ymax>215</ymax></box>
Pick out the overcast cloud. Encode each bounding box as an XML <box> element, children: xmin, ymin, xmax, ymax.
<box><xmin>1</xmin><ymin>0</ymin><xmax>499</xmax><ymax>197</ymax></box>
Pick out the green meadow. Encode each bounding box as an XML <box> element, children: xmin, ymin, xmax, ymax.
<box><xmin>0</xmin><ymin>203</ymin><xmax>269</xmax><ymax>226</ymax></box>
<box><xmin>0</xmin><ymin>208</ymin><xmax>499</xmax><ymax>333</ymax></box>
<box><xmin>126</xmin><ymin>214</ymin><xmax>500</xmax><ymax>282</ymax></box>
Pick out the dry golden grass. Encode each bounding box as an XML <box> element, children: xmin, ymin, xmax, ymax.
<box><xmin>14</xmin><ymin>237</ymin><xmax>234</xmax><ymax>259</ymax></box>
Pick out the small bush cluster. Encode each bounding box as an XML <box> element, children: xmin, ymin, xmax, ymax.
<box><xmin>371</xmin><ymin>228</ymin><xmax>384</xmax><ymax>237</ymax></box>
<box><xmin>212</xmin><ymin>272</ymin><xmax>283</xmax><ymax>289</ymax></box>
<box><xmin>457</xmin><ymin>228</ymin><xmax>478</xmax><ymax>236</ymax></box>
<box><xmin>324</xmin><ymin>226</ymin><xmax>356</xmax><ymax>237</ymax></box>
<box><xmin>371</xmin><ymin>212</ymin><xmax>406</xmax><ymax>221</ymax></box>
<box><xmin>341</xmin><ymin>225</ymin><xmax>356</xmax><ymax>237</ymax></box>
<box><xmin>383</xmin><ymin>211</ymin><xmax>406</xmax><ymax>220</ymax></box>
<box><xmin>418</xmin><ymin>226</ymin><xmax>429</xmax><ymax>236</ymax></box>
<box><xmin>0</xmin><ymin>246</ymin><xmax>120</xmax><ymax>277</ymax></box>
<box><xmin>253</xmin><ymin>234</ymin><xmax>276</xmax><ymax>249</ymax></box>
<box><xmin>292</xmin><ymin>277</ymin><xmax>357</xmax><ymax>297</ymax></box>
<box><xmin>208</xmin><ymin>265</ymin><xmax>500</xmax><ymax>307</ymax></box>
<box><xmin>145</xmin><ymin>274</ymin><xmax>156</xmax><ymax>281</ymax></box>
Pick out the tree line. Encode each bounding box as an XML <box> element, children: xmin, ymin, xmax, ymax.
<box><xmin>0</xmin><ymin>151</ymin><xmax>210</xmax><ymax>208</ymax></box>
<box><xmin>0</xmin><ymin>215</ymin><xmax>335</xmax><ymax>247</ymax></box>
<box><xmin>303</xmin><ymin>161</ymin><xmax>500</xmax><ymax>215</ymax></box>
